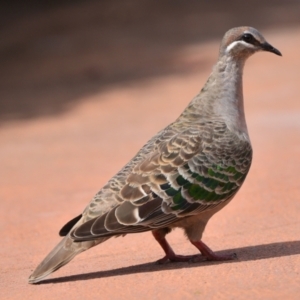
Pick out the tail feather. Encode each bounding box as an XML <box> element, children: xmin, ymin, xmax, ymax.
<box><xmin>28</xmin><ymin>235</ymin><xmax>105</xmax><ymax>284</ymax></box>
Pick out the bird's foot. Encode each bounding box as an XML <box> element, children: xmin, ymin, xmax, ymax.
<box><xmin>190</xmin><ymin>240</ymin><xmax>237</xmax><ymax>262</ymax></box>
<box><xmin>155</xmin><ymin>254</ymin><xmax>197</xmax><ymax>264</ymax></box>
<box><xmin>190</xmin><ymin>252</ymin><xmax>237</xmax><ymax>263</ymax></box>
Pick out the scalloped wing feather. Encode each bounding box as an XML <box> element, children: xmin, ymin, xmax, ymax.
<box><xmin>70</xmin><ymin>121</ymin><xmax>252</xmax><ymax>242</ymax></box>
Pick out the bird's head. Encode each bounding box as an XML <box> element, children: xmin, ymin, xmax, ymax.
<box><xmin>220</xmin><ymin>26</ymin><xmax>282</xmax><ymax>59</ymax></box>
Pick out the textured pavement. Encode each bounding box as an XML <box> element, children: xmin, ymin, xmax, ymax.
<box><xmin>1</xmin><ymin>3</ymin><xmax>300</xmax><ymax>299</ymax></box>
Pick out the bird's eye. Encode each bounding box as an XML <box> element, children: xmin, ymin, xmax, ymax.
<box><xmin>242</xmin><ymin>33</ymin><xmax>254</xmax><ymax>43</ymax></box>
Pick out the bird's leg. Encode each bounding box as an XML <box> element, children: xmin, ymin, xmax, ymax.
<box><xmin>189</xmin><ymin>240</ymin><xmax>237</xmax><ymax>262</ymax></box>
<box><xmin>152</xmin><ymin>229</ymin><xmax>196</xmax><ymax>264</ymax></box>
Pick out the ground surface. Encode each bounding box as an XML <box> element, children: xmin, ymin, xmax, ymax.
<box><xmin>1</xmin><ymin>1</ymin><xmax>300</xmax><ymax>299</ymax></box>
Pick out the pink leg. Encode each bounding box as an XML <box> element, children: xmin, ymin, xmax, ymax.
<box><xmin>190</xmin><ymin>240</ymin><xmax>237</xmax><ymax>262</ymax></box>
<box><xmin>152</xmin><ymin>230</ymin><xmax>196</xmax><ymax>264</ymax></box>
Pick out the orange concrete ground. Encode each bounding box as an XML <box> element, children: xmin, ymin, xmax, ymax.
<box><xmin>1</xmin><ymin>2</ymin><xmax>300</xmax><ymax>299</ymax></box>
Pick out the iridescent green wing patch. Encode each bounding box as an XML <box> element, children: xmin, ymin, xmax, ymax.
<box><xmin>160</xmin><ymin>164</ymin><xmax>247</xmax><ymax>212</ymax></box>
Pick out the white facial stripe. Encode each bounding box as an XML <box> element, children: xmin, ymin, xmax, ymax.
<box><xmin>226</xmin><ymin>40</ymin><xmax>256</xmax><ymax>53</ymax></box>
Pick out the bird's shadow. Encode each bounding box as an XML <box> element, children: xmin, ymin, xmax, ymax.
<box><xmin>39</xmin><ymin>240</ymin><xmax>300</xmax><ymax>284</ymax></box>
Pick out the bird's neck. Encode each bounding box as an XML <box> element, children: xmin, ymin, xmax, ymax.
<box><xmin>178</xmin><ymin>55</ymin><xmax>250</xmax><ymax>142</ymax></box>
<box><xmin>209</xmin><ymin>56</ymin><xmax>249</xmax><ymax>140</ymax></box>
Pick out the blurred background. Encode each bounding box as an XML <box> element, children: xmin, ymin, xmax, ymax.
<box><xmin>1</xmin><ymin>1</ymin><xmax>300</xmax><ymax>298</ymax></box>
<box><xmin>1</xmin><ymin>0</ymin><xmax>300</xmax><ymax>121</ymax></box>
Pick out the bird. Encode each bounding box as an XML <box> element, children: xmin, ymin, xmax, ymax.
<box><xmin>28</xmin><ymin>26</ymin><xmax>281</xmax><ymax>284</ymax></box>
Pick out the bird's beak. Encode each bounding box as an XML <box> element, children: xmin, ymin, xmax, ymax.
<box><xmin>261</xmin><ymin>42</ymin><xmax>282</xmax><ymax>56</ymax></box>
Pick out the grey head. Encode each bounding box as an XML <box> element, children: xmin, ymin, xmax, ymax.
<box><xmin>219</xmin><ymin>26</ymin><xmax>282</xmax><ymax>59</ymax></box>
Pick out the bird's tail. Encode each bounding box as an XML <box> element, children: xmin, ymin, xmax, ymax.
<box><xmin>28</xmin><ymin>235</ymin><xmax>104</xmax><ymax>284</ymax></box>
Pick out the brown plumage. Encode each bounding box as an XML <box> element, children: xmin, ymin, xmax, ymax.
<box><xmin>29</xmin><ymin>26</ymin><xmax>281</xmax><ymax>284</ymax></box>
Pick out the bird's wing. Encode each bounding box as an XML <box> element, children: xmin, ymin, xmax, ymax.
<box><xmin>70</xmin><ymin>124</ymin><xmax>251</xmax><ymax>241</ymax></box>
